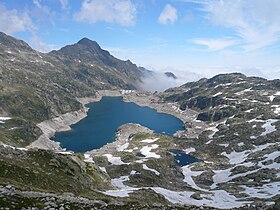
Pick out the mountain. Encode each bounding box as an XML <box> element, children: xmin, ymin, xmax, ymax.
<box><xmin>1</xmin><ymin>32</ymin><xmax>279</xmax><ymax>208</ymax></box>
<box><xmin>163</xmin><ymin>73</ymin><xmax>280</xmax><ymax>121</ymax></box>
<box><xmin>156</xmin><ymin>73</ymin><xmax>280</xmax><ymax>208</ymax></box>
<box><xmin>164</xmin><ymin>71</ymin><xmax>177</xmax><ymax>79</ymax></box>
<box><xmin>0</xmin><ymin>32</ymin><xmax>148</xmax><ymax>146</ymax></box>
<box><xmin>1</xmin><ymin>73</ymin><xmax>279</xmax><ymax>209</ymax></box>
<box><xmin>50</xmin><ymin>37</ymin><xmax>147</xmax><ymax>82</ymax></box>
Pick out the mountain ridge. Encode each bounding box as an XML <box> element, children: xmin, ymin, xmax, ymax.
<box><xmin>1</xmin><ymin>32</ymin><xmax>280</xmax><ymax>209</ymax></box>
<box><xmin>0</xmin><ymin>32</ymin><xmax>149</xmax><ymax>146</ymax></box>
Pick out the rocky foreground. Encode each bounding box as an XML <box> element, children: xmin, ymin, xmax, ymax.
<box><xmin>1</xmin><ymin>74</ymin><xmax>280</xmax><ymax>209</ymax></box>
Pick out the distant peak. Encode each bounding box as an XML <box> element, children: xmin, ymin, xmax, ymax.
<box><xmin>77</xmin><ymin>37</ymin><xmax>99</xmax><ymax>47</ymax></box>
<box><xmin>165</xmin><ymin>72</ymin><xmax>177</xmax><ymax>79</ymax></box>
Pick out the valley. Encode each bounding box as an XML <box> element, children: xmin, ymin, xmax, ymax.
<box><xmin>0</xmin><ymin>32</ymin><xmax>280</xmax><ymax>209</ymax></box>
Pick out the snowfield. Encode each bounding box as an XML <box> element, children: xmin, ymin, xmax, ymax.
<box><xmin>103</xmin><ymin>154</ymin><xmax>128</xmax><ymax>165</ymax></box>
<box><xmin>0</xmin><ymin>117</ymin><xmax>11</xmax><ymax>124</ymax></box>
<box><xmin>140</xmin><ymin>144</ymin><xmax>160</xmax><ymax>159</ymax></box>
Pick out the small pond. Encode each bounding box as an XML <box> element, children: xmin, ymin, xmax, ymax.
<box><xmin>169</xmin><ymin>150</ymin><xmax>199</xmax><ymax>166</ymax></box>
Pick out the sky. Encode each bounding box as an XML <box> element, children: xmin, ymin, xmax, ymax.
<box><xmin>0</xmin><ymin>0</ymin><xmax>280</xmax><ymax>80</ymax></box>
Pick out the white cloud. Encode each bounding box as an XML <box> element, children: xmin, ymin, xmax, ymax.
<box><xmin>139</xmin><ymin>71</ymin><xmax>200</xmax><ymax>92</ymax></box>
<box><xmin>59</xmin><ymin>0</ymin><xmax>69</xmax><ymax>10</ymax></box>
<box><xmin>194</xmin><ymin>0</ymin><xmax>280</xmax><ymax>52</ymax></box>
<box><xmin>29</xmin><ymin>35</ymin><xmax>60</xmax><ymax>53</ymax></box>
<box><xmin>33</xmin><ymin>0</ymin><xmax>42</xmax><ymax>8</ymax></box>
<box><xmin>0</xmin><ymin>4</ymin><xmax>36</xmax><ymax>35</ymax></box>
<box><xmin>74</xmin><ymin>0</ymin><xmax>137</xmax><ymax>27</ymax></box>
<box><xmin>193</xmin><ymin>38</ymin><xmax>237</xmax><ymax>51</ymax></box>
<box><xmin>158</xmin><ymin>4</ymin><xmax>177</xmax><ymax>25</ymax></box>
<box><xmin>32</xmin><ymin>0</ymin><xmax>56</xmax><ymax>25</ymax></box>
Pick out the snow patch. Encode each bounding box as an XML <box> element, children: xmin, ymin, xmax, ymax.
<box><xmin>269</xmin><ymin>91</ymin><xmax>280</xmax><ymax>102</ymax></box>
<box><xmin>205</xmin><ymin>140</ymin><xmax>213</xmax><ymax>144</ymax></box>
<box><xmin>99</xmin><ymin>167</ymin><xmax>107</xmax><ymax>173</ymax></box>
<box><xmin>104</xmin><ymin>175</ymin><xmax>138</xmax><ymax>197</ymax></box>
<box><xmin>219</xmin><ymin>144</ymin><xmax>229</xmax><ymax>147</ymax></box>
<box><xmin>58</xmin><ymin>151</ymin><xmax>73</xmax><ymax>155</ymax></box>
<box><xmin>214</xmin><ymin>83</ymin><xmax>232</xmax><ymax>88</ymax></box>
<box><xmin>213</xmin><ymin>92</ymin><xmax>223</xmax><ymax>97</ymax></box>
<box><xmin>143</xmin><ymin>164</ymin><xmax>160</xmax><ymax>175</ymax></box>
<box><xmin>1</xmin><ymin>144</ymin><xmax>29</xmax><ymax>151</ymax></box>
<box><xmin>242</xmin><ymin>182</ymin><xmax>280</xmax><ymax>199</ymax></box>
<box><xmin>117</xmin><ymin>142</ymin><xmax>129</xmax><ymax>152</ymax></box>
<box><xmin>140</xmin><ymin>144</ymin><xmax>160</xmax><ymax>159</ymax></box>
<box><xmin>260</xmin><ymin>119</ymin><xmax>278</xmax><ymax>136</ymax></box>
<box><xmin>271</xmin><ymin>105</ymin><xmax>280</xmax><ymax>114</ymax></box>
<box><xmin>84</xmin><ymin>153</ymin><xmax>95</xmax><ymax>163</ymax></box>
<box><xmin>245</xmin><ymin>109</ymin><xmax>254</xmax><ymax>113</ymax></box>
<box><xmin>238</xmin><ymin>142</ymin><xmax>244</xmax><ymax>147</ymax></box>
<box><xmin>151</xmin><ymin>187</ymin><xmax>246</xmax><ymax>209</ymax></box>
<box><xmin>247</xmin><ymin>118</ymin><xmax>265</xmax><ymax>123</ymax></box>
<box><xmin>221</xmin><ymin>150</ymin><xmax>248</xmax><ymax>165</ymax></box>
<box><xmin>17</xmin><ymin>147</ymin><xmax>28</xmax><ymax>151</ymax></box>
<box><xmin>0</xmin><ymin>117</ymin><xmax>11</xmax><ymax>124</ymax></box>
<box><xmin>269</xmin><ymin>95</ymin><xmax>276</xmax><ymax>102</ymax></box>
<box><xmin>182</xmin><ymin>166</ymin><xmax>204</xmax><ymax>190</ymax></box>
<box><xmin>141</xmin><ymin>138</ymin><xmax>159</xmax><ymax>143</ymax></box>
<box><xmin>235</xmin><ymin>88</ymin><xmax>253</xmax><ymax>95</ymax></box>
<box><xmin>184</xmin><ymin>147</ymin><xmax>196</xmax><ymax>154</ymax></box>
<box><xmin>135</xmin><ymin>158</ymin><xmax>148</xmax><ymax>163</ymax></box>
<box><xmin>103</xmin><ymin>154</ymin><xmax>128</xmax><ymax>165</ymax></box>
<box><xmin>8</xmin><ymin>127</ymin><xmax>18</xmax><ymax>131</ymax></box>
<box><xmin>207</xmin><ymin>126</ymin><xmax>219</xmax><ymax>139</ymax></box>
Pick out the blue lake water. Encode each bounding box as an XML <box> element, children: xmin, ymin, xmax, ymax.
<box><xmin>169</xmin><ymin>150</ymin><xmax>199</xmax><ymax>166</ymax></box>
<box><xmin>52</xmin><ymin>96</ymin><xmax>184</xmax><ymax>152</ymax></box>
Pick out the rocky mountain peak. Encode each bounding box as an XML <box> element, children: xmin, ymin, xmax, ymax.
<box><xmin>50</xmin><ymin>37</ymin><xmax>110</xmax><ymax>61</ymax></box>
<box><xmin>77</xmin><ymin>37</ymin><xmax>100</xmax><ymax>48</ymax></box>
<box><xmin>77</xmin><ymin>37</ymin><xmax>105</xmax><ymax>54</ymax></box>
<box><xmin>49</xmin><ymin>37</ymin><xmax>150</xmax><ymax>81</ymax></box>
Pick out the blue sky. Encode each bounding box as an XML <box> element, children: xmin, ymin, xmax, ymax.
<box><xmin>1</xmin><ymin>0</ymin><xmax>280</xmax><ymax>79</ymax></box>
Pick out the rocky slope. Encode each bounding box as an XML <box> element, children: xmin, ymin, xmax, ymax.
<box><xmin>0</xmin><ymin>32</ymin><xmax>150</xmax><ymax>147</ymax></box>
<box><xmin>1</xmin><ymin>32</ymin><xmax>280</xmax><ymax>209</ymax></box>
<box><xmin>156</xmin><ymin>73</ymin><xmax>280</xmax><ymax>208</ymax></box>
<box><xmin>76</xmin><ymin>73</ymin><xmax>279</xmax><ymax>209</ymax></box>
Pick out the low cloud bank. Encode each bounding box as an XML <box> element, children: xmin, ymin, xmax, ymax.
<box><xmin>137</xmin><ymin>66</ymin><xmax>280</xmax><ymax>93</ymax></box>
<box><xmin>138</xmin><ymin>70</ymin><xmax>201</xmax><ymax>92</ymax></box>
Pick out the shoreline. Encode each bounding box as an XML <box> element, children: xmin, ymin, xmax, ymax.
<box><xmin>27</xmin><ymin>98</ymin><xmax>94</xmax><ymax>151</ymax></box>
<box><xmin>87</xmin><ymin>123</ymin><xmax>154</xmax><ymax>156</ymax></box>
<box><xmin>27</xmin><ymin>90</ymin><xmax>205</xmax><ymax>152</ymax></box>
<box><xmin>27</xmin><ymin>90</ymin><xmax>122</xmax><ymax>151</ymax></box>
<box><xmin>122</xmin><ymin>92</ymin><xmax>206</xmax><ymax>138</ymax></box>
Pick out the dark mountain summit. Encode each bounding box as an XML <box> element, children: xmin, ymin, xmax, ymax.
<box><xmin>50</xmin><ymin>37</ymin><xmax>150</xmax><ymax>80</ymax></box>
<box><xmin>77</xmin><ymin>37</ymin><xmax>100</xmax><ymax>46</ymax></box>
<box><xmin>164</xmin><ymin>71</ymin><xmax>177</xmax><ymax>79</ymax></box>
<box><xmin>51</xmin><ymin>37</ymin><xmax>110</xmax><ymax>62</ymax></box>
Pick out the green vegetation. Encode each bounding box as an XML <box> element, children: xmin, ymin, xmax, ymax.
<box><xmin>0</xmin><ymin>147</ymin><xmax>112</xmax><ymax>196</ymax></box>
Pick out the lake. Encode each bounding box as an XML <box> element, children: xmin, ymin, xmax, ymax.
<box><xmin>52</xmin><ymin>96</ymin><xmax>184</xmax><ymax>152</ymax></box>
<box><xmin>169</xmin><ymin>150</ymin><xmax>199</xmax><ymax>166</ymax></box>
